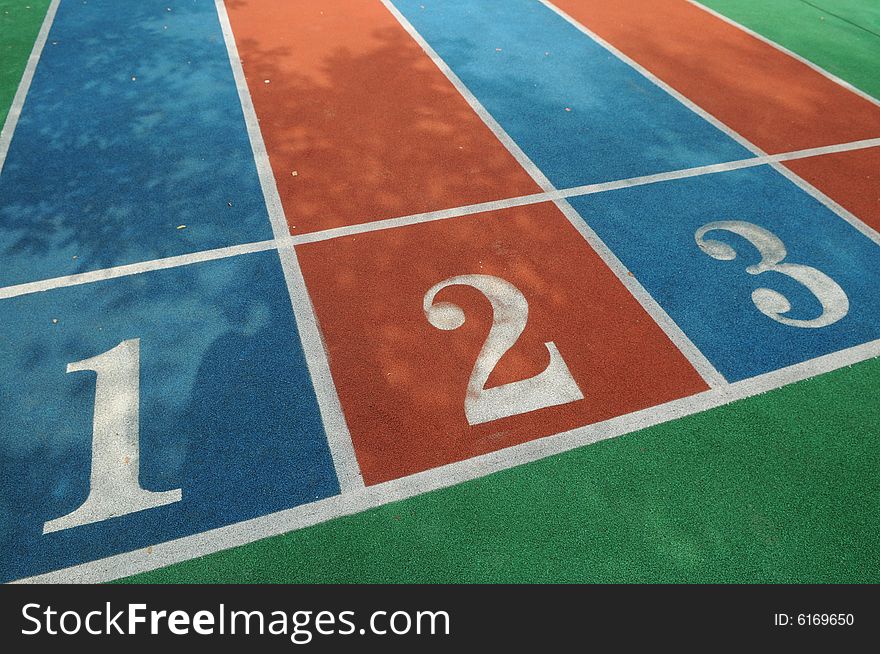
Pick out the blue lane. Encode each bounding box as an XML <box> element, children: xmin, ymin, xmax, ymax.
<box><xmin>0</xmin><ymin>251</ymin><xmax>339</xmax><ymax>582</ymax></box>
<box><xmin>0</xmin><ymin>0</ymin><xmax>271</xmax><ymax>288</ymax></box>
<box><xmin>390</xmin><ymin>0</ymin><xmax>751</xmax><ymax>190</ymax></box>
<box><xmin>567</xmin><ymin>166</ymin><xmax>880</xmax><ymax>381</ymax></box>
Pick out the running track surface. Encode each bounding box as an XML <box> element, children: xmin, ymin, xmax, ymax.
<box><xmin>0</xmin><ymin>0</ymin><xmax>877</xmax><ymax>583</ymax></box>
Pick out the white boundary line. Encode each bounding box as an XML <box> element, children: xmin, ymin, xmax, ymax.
<box><xmin>771</xmin><ymin>137</ymin><xmax>880</xmax><ymax>161</ymax></box>
<box><xmin>378</xmin><ymin>0</ymin><xmax>726</xmax><ymax>387</ymax></box>
<box><xmin>0</xmin><ymin>240</ymin><xmax>277</xmax><ymax>300</ymax></box>
<box><xmin>0</xmin><ymin>0</ymin><xmax>60</xmax><ymax>176</ymax></box>
<box><xmin>538</xmin><ymin>0</ymin><xmax>880</xmax><ymax>249</ymax></box>
<box><xmin>290</xmin><ymin>137</ymin><xmax>880</xmax><ymax>246</ymax></box>
<box><xmin>16</xmin><ymin>337</ymin><xmax>880</xmax><ymax>583</ymax></box>
<box><xmin>0</xmin><ymin>137</ymin><xmax>876</xmax><ymax>304</ymax></box>
<box><xmin>214</xmin><ymin>0</ymin><xmax>364</xmax><ymax>493</ymax></box>
<box><xmin>687</xmin><ymin>0</ymin><xmax>880</xmax><ymax>108</ymax></box>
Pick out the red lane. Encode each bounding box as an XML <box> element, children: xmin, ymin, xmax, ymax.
<box><xmin>224</xmin><ymin>0</ymin><xmax>539</xmax><ymax>234</ymax></box>
<box><xmin>551</xmin><ymin>0</ymin><xmax>880</xmax><ymax>153</ymax></box>
<box><xmin>297</xmin><ymin>203</ymin><xmax>709</xmax><ymax>485</ymax></box>
<box><xmin>785</xmin><ymin>147</ymin><xmax>880</xmax><ymax>233</ymax></box>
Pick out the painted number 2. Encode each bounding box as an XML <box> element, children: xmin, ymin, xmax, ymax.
<box><xmin>43</xmin><ymin>339</ymin><xmax>181</xmax><ymax>534</ymax></box>
<box><xmin>695</xmin><ymin>221</ymin><xmax>848</xmax><ymax>328</ymax></box>
<box><xmin>424</xmin><ymin>274</ymin><xmax>583</xmax><ymax>425</ymax></box>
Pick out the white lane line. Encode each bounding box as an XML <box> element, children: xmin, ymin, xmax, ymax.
<box><xmin>377</xmin><ymin>0</ymin><xmax>726</xmax><ymax>388</ymax></box>
<box><xmin>16</xmin><ymin>337</ymin><xmax>880</xmax><ymax>584</ymax></box>
<box><xmin>539</xmin><ymin>0</ymin><xmax>880</xmax><ymax>248</ymax></box>
<box><xmin>0</xmin><ymin>240</ymin><xmax>277</xmax><ymax>300</ymax></box>
<box><xmin>769</xmin><ymin>162</ymin><xmax>880</xmax><ymax>243</ymax></box>
<box><xmin>763</xmin><ymin>162</ymin><xmax>880</xmax><ymax>246</ymax></box>
<box><xmin>0</xmin><ymin>0</ymin><xmax>60</xmax><ymax>176</ymax></box>
<box><xmin>214</xmin><ymin>0</ymin><xmax>364</xmax><ymax>493</ymax></box>
<box><xmin>291</xmin><ymin>160</ymin><xmax>760</xmax><ymax>246</ymax></box>
<box><xmin>772</xmin><ymin>137</ymin><xmax>880</xmax><ymax>161</ymax></box>
<box><xmin>0</xmin><ymin>136</ymin><xmax>877</xmax><ymax>303</ymax></box>
<box><xmin>291</xmin><ymin>137</ymin><xmax>880</xmax><ymax>246</ymax></box>
<box><xmin>290</xmin><ymin>190</ymin><xmax>553</xmax><ymax>245</ymax></box>
<box><xmin>686</xmin><ymin>0</ymin><xmax>880</xmax><ymax>107</ymax></box>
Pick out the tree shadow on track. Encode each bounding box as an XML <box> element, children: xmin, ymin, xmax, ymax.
<box><xmin>225</xmin><ymin>1</ymin><xmax>539</xmax><ymax>233</ymax></box>
<box><xmin>0</xmin><ymin>0</ymin><xmax>272</xmax><ymax>287</ymax></box>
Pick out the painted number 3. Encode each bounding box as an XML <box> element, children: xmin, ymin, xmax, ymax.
<box><xmin>424</xmin><ymin>275</ymin><xmax>583</xmax><ymax>425</ymax></box>
<box><xmin>695</xmin><ymin>221</ymin><xmax>848</xmax><ymax>328</ymax></box>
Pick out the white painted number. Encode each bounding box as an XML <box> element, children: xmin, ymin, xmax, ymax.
<box><xmin>695</xmin><ymin>221</ymin><xmax>848</xmax><ymax>328</ymax></box>
<box><xmin>43</xmin><ymin>339</ymin><xmax>181</xmax><ymax>534</ymax></box>
<box><xmin>423</xmin><ymin>274</ymin><xmax>583</xmax><ymax>425</ymax></box>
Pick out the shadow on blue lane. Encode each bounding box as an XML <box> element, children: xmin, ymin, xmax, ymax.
<box><xmin>0</xmin><ymin>0</ymin><xmax>271</xmax><ymax>288</ymax></box>
<box><xmin>0</xmin><ymin>251</ymin><xmax>339</xmax><ymax>582</ymax></box>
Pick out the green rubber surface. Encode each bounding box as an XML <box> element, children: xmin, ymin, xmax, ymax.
<box><xmin>0</xmin><ymin>0</ymin><xmax>50</xmax><ymax>128</ymax></box>
<box><xmin>700</xmin><ymin>0</ymin><xmax>880</xmax><ymax>100</ymax></box>
<box><xmin>121</xmin><ymin>355</ymin><xmax>880</xmax><ymax>583</ymax></box>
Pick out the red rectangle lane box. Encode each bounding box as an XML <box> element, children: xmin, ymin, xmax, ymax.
<box><xmin>297</xmin><ymin>202</ymin><xmax>709</xmax><ymax>484</ymax></box>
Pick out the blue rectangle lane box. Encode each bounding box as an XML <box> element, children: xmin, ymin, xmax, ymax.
<box><xmin>0</xmin><ymin>251</ymin><xmax>339</xmax><ymax>582</ymax></box>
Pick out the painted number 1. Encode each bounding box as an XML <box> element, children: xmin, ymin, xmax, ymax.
<box><xmin>424</xmin><ymin>274</ymin><xmax>583</xmax><ymax>425</ymax></box>
<box><xmin>43</xmin><ymin>339</ymin><xmax>181</xmax><ymax>534</ymax></box>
